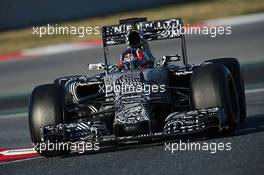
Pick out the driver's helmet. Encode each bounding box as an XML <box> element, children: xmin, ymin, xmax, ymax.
<box><xmin>118</xmin><ymin>31</ymin><xmax>155</xmax><ymax>70</ymax></box>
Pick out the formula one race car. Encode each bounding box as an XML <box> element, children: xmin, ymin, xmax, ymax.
<box><xmin>28</xmin><ymin>17</ymin><xmax>246</xmax><ymax>156</ymax></box>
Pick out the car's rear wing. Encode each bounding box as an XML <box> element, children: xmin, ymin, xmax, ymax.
<box><xmin>102</xmin><ymin>18</ymin><xmax>184</xmax><ymax>46</ymax></box>
<box><xmin>101</xmin><ymin>17</ymin><xmax>188</xmax><ymax>71</ymax></box>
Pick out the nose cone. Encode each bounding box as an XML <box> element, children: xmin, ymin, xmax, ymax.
<box><xmin>114</xmin><ymin>121</ymin><xmax>150</xmax><ymax>137</ymax></box>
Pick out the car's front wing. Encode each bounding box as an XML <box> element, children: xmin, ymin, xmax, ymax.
<box><xmin>41</xmin><ymin>107</ymin><xmax>227</xmax><ymax>145</ymax></box>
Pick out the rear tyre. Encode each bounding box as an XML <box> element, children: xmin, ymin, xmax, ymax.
<box><xmin>190</xmin><ymin>64</ymin><xmax>240</xmax><ymax>135</ymax></box>
<box><xmin>206</xmin><ymin>58</ymin><xmax>246</xmax><ymax>123</ymax></box>
<box><xmin>28</xmin><ymin>84</ymin><xmax>70</xmax><ymax>157</ymax></box>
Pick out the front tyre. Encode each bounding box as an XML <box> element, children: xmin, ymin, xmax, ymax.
<box><xmin>28</xmin><ymin>84</ymin><xmax>70</xmax><ymax>157</ymax></box>
<box><xmin>190</xmin><ymin>64</ymin><xmax>240</xmax><ymax>135</ymax></box>
<box><xmin>206</xmin><ymin>58</ymin><xmax>246</xmax><ymax>123</ymax></box>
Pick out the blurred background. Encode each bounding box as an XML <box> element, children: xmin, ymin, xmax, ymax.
<box><xmin>0</xmin><ymin>0</ymin><xmax>263</xmax><ymax>54</ymax></box>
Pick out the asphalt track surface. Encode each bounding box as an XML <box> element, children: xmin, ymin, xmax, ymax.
<box><xmin>0</xmin><ymin>21</ymin><xmax>264</xmax><ymax>175</ymax></box>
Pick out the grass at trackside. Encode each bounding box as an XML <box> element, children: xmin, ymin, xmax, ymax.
<box><xmin>0</xmin><ymin>0</ymin><xmax>264</xmax><ymax>54</ymax></box>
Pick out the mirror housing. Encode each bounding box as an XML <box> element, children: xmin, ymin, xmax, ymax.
<box><xmin>87</xmin><ymin>63</ymin><xmax>105</xmax><ymax>70</ymax></box>
<box><xmin>87</xmin><ymin>63</ymin><xmax>118</xmax><ymax>72</ymax></box>
<box><xmin>162</xmin><ymin>54</ymin><xmax>181</xmax><ymax>66</ymax></box>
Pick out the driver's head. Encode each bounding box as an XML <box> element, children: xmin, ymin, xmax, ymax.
<box><xmin>126</xmin><ymin>30</ymin><xmax>143</xmax><ymax>48</ymax></box>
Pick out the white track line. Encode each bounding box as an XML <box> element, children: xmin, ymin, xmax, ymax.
<box><xmin>22</xmin><ymin>42</ymin><xmax>99</xmax><ymax>56</ymax></box>
<box><xmin>245</xmin><ymin>88</ymin><xmax>264</xmax><ymax>94</ymax></box>
<box><xmin>0</xmin><ymin>148</ymin><xmax>37</xmax><ymax>156</ymax></box>
<box><xmin>0</xmin><ymin>112</ymin><xmax>27</xmax><ymax>119</ymax></box>
<box><xmin>205</xmin><ymin>13</ymin><xmax>264</xmax><ymax>26</ymax></box>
